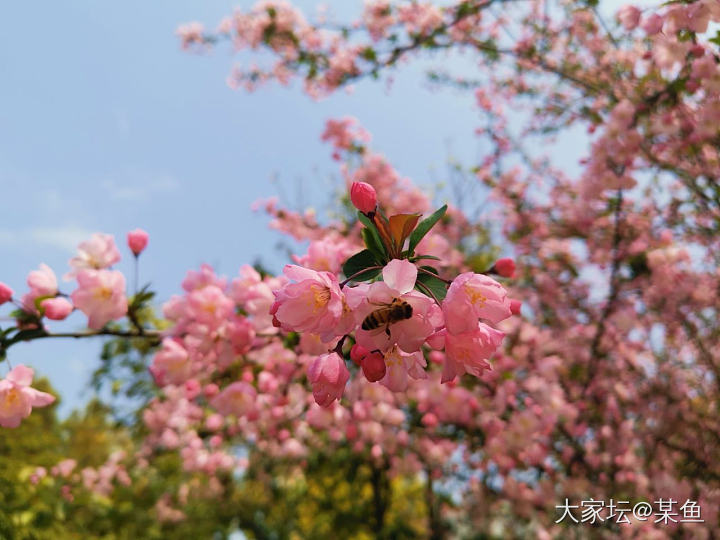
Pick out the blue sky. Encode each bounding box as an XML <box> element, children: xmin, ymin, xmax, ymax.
<box><xmin>1</xmin><ymin>1</ymin><xmax>629</xmax><ymax>415</ymax></box>
<box><xmin>0</xmin><ymin>0</ymin><xmax>493</xmax><ymax>415</ymax></box>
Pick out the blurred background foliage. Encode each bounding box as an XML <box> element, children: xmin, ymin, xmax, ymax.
<box><xmin>0</xmin><ymin>377</ymin><xmax>433</xmax><ymax>539</ymax></box>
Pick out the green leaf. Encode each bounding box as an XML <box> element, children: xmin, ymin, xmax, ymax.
<box><xmin>342</xmin><ymin>249</ymin><xmax>382</xmax><ymax>283</ymax></box>
<box><xmin>415</xmin><ymin>272</ymin><xmax>448</xmax><ymax>301</ymax></box>
<box><xmin>410</xmin><ymin>255</ymin><xmax>441</xmax><ymax>262</ymax></box>
<box><xmin>358</xmin><ymin>212</ymin><xmax>387</xmax><ymax>262</ymax></box>
<box><xmin>408</xmin><ymin>204</ymin><xmax>448</xmax><ymax>254</ymax></box>
<box><xmin>419</xmin><ymin>265</ymin><xmax>439</xmax><ymax>275</ymax></box>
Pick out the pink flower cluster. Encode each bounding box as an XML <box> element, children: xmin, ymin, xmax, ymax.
<box><xmin>273</xmin><ymin>254</ymin><xmax>516</xmax><ymax>405</ymax></box>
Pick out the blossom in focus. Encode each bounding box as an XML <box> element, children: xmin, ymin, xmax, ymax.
<box><xmin>380</xmin><ymin>345</ymin><xmax>427</xmax><ymax>391</ymax></box>
<box><xmin>0</xmin><ymin>282</ymin><xmax>13</xmax><ymax>305</ymax></box>
<box><xmin>40</xmin><ymin>297</ymin><xmax>73</xmax><ymax>320</ymax></box>
<box><xmin>347</xmin><ymin>259</ymin><xmax>442</xmax><ymax>353</ymax></box>
<box><xmin>70</xmin><ymin>269</ymin><xmax>128</xmax><ymax>329</ymax></box>
<box><xmin>272</xmin><ymin>265</ymin><xmax>353</xmax><ymax>342</ymax></box>
<box><xmin>350</xmin><ymin>181</ymin><xmax>378</xmax><ymax>213</ymax></box>
<box><xmin>307</xmin><ymin>352</ymin><xmax>350</xmax><ymax>407</ymax></box>
<box><xmin>67</xmin><ymin>234</ymin><xmax>122</xmax><ymax>277</ymax></box>
<box><xmin>0</xmin><ymin>365</ymin><xmax>55</xmax><ymax>428</ymax></box>
<box><xmin>432</xmin><ymin>323</ymin><xmax>505</xmax><ymax>383</ymax></box>
<box><xmin>442</xmin><ymin>272</ymin><xmax>512</xmax><ymax>335</ymax></box>
<box><xmin>127</xmin><ymin>229</ymin><xmax>149</xmax><ymax>256</ymax></box>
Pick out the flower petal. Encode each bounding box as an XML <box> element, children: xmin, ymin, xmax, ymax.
<box><xmin>382</xmin><ymin>259</ymin><xmax>417</xmax><ymax>294</ymax></box>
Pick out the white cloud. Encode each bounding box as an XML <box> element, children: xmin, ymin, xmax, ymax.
<box><xmin>102</xmin><ymin>173</ymin><xmax>179</xmax><ymax>202</ymax></box>
<box><xmin>29</xmin><ymin>225</ymin><xmax>96</xmax><ymax>252</ymax></box>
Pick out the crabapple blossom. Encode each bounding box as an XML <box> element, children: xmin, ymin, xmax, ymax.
<box><xmin>70</xmin><ymin>269</ymin><xmax>128</xmax><ymax>329</ymax></box>
<box><xmin>210</xmin><ymin>382</ymin><xmax>257</xmax><ymax>418</ymax></box>
<box><xmin>27</xmin><ymin>263</ymin><xmax>58</xmax><ymax>297</ymax></box>
<box><xmin>271</xmin><ymin>265</ymin><xmax>353</xmax><ymax>342</ymax></box>
<box><xmin>442</xmin><ymin>272</ymin><xmax>512</xmax><ymax>335</ymax></box>
<box><xmin>150</xmin><ymin>339</ymin><xmax>192</xmax><ymax>386</ymax></box>
<box><xmin>433</xmin><ymin>324</ymin><xmax>505</xmax><ymax>383</ymax></box>
<box><xmin>67</xmin><ymin>233</ymin><xmax>121</xmax><ymax>277</ymax></box>
<box><xmin>347</xmin><ymin>259</ymin><xmax>442</xmax><ymax>353</ymax></box>
<box><xmin>617</xmin><ymin>5</ymin><xmax>641</xmax><ymax>30</ymax></box>
<box><xmin>0</xmin><ymin>365</ymin><xmax>55</xmax><ymax>428</ymax></box>
<box><xmin>307</xmin><ymin>352</ymin><xmax>350</xmax><ymax>407</ymax></box>
<box><xmin>379</xmin><ymin>346</ymin><xmax>427</xmax><ymax>392</ymax></box>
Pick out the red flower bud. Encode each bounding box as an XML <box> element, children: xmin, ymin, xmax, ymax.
<box><xmin>350</xmin><ymin>181</ymin><xmax>377</xmax><ymax>214</ymax></box>
<box><xmin>127</xmin><ymin>228</ymin><xmax>149</xmax><ymax>256</ymax></box>
<box><xmin>350</xmin><ymin>343</ymin><xmax>369</xmax><ymax>365</ymax></box>
<box><xmin>493</xmin><ymin>258</ymin><xmax>516</xmax><ymax>278</ymax></box>
<box><xmin>361</xmin><ymin>351</ymin><xmax>386</xmax><ymax>382</ymax></box>
<box><xmin>509</xmin><ymin>298</ymin><xmax>522</xmax><ymax>315</ymax></box>
<box><xmin>0</xmin><ymin>282</ymin><xmax>13</xmax><ymax>305</ymax></box>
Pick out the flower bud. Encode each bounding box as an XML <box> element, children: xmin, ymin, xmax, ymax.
<box><xmin>509</xmin><ymin>299</ymin><xmax>522</xmax><ymax>315</ymax></box>
<box><xmin>350</xmin><ymin>343</ymin><xmax>369</xmax><ymax>365</ymax></box>
<box><xmin>308</xmin><ymin>352</ymin><xmax>350</xmax><ymax>407</ymax></box>
<box><xmin>127</xmin><ymin>229</ymin><xmax>149</xmax><ymax>256</ymax></box>
<box><xmin>40</xmin><ymin>297</ymin><xmax>73</xmax><ymax>320</ymax></box>
<box><xmin>350</xmin><ymin>181</ymin><xmax>377</xmax><ymax>214</ymax></box>
<box><xmin>493</xmin><ymin>258</ymin><xmax>516</xmax><ymax>278</ymax></box>
<box><xmin>0</xmin><ymin>282</ymin><xmax>13</xmax><ymax>305</ymax></box>
<box><xmin>361</xmin><ymin>351</ymin><xmax>386</xmax><ymax>382</ymax></box>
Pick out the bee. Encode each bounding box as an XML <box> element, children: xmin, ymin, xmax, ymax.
<box><xmin>361</xmin><ymin>297</ymin><xmax>413</xmax><ymax>335</ymax></box>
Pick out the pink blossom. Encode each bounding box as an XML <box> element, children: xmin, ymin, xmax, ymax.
<box><xmin>0</xmin><ymin>365</ymin><xmax>55</xmax><ymax>428</ymax></box>
<box><xmin>434</xmin><ymin>323</ymin><xmax>505</xmax><ymax>383</ymax></box>
<box><xmin>70</xmin><ymin>269</ymin><xmax>128</xmax><ymax>329</ymax></box>
<box><xmin>307</xmin><ymin>352</ymin><xmax>350</xmax><ymax>407</ymax></box>
<box><xmin>379</xmin><ymin>345</ymin><xmax>427</xmax><ymax>392</ymax></box>
<box><xmin>187</xmin><ymin>285</ymin><xmax>234</xmax><ymax>326</ymax></box>
<box><xmin>442</xmin><ymin>272</ymin><xmax>512</xmax><ymax>335</ymax></box>
<box><xmin>210</xmin><ymin>382</ymin><xmax>257</xmax><ymax>417</ymax></box>
<box><xmin>0</xmin><ymin>282</ymin><xmax>13</xmax><ymax>305</ymax></box>
<box><xmin>272</xmin><ymin>265</ymin><xmax>352</xmax><ymax>342</ymax></box>
<box><xmin>617</xmin><ymin>5</ymin><xmax>641</xmax><ymax>30</ymax></box>
<box><xmin>292</xmin><ymin>238</ymin><xmax>354</xmax><ymax>274</ymax></box>
<box><xmin>150</xmin><ymin>339</ymin><xmax>192</xmax><ymax>386</ymax></box>
<box><xmin>67</xmin><ymin>233</ymin><xmax>121</xmax><ymax>277</ymax></box>
<box><xmin>27</xmin><ymin>263</ymin><xmax>58</xmax><ymax>297</ymax></box>
<box><xmin>641</xmin><ymin>13</ymin><xmax>663</xmax><ymax>35</ymax></box>
<box><xmin>350</xmin><ymin>181</ymin><xmax>378</xmax><ymax>213</ymax></box>
<box><xmin>347</xmin><ymin>259</ymin><xmax>442</xmax><ymax>353</ymax></box>
<box><xmin>40</xmin><ymin>297</ymin><xmax>73</xmax><ymax>320</ymax></box>
<box><xmin>127</xmin><ymin>228</ymin><xmax>149</xmax><ymax>256</ymax></box>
